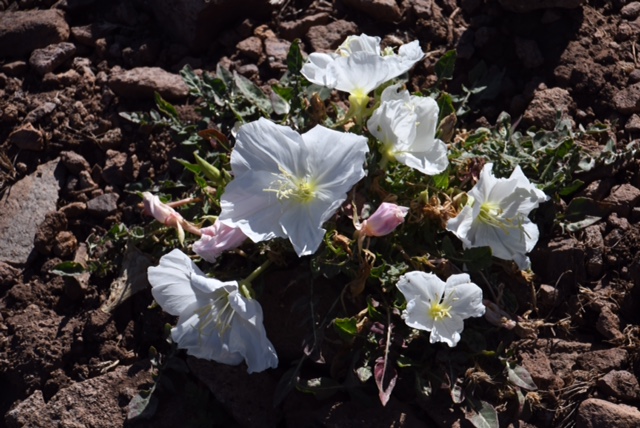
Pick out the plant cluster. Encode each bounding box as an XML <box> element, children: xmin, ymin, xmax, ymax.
<box><xmin>115</xmin><ymin>34</ymin><xmax>630</xmax><ymax>425</ymax></box>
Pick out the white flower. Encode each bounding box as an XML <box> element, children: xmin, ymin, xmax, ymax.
<box><xmin>147</xmin><ymin>249</ymin><xmax>278</xmax><ymax>373</ymax></box>
<box><xmin>446</xmin><ymin>163</ymin><xmax>549</xmax><ymax>270</ymax></box>
<box><xmin>397</xmin><ymin>271</ymin><xmax>485</xmax><ymax>347</ymax></box>
<box><xmin>219</xmin><ymin>118</ymin><xmax>369</xmax><ymax>257</ymax></box>
<box><xmin>193</xmin><ymin>221</ymin><xmax>247</xmax><ymax>263</ymax></box>
<box><xmin>367</xmin><ymin>84</ymin><xmax>448</xmax><ymax>175</ymax></box>
<box><xmin>301</xmin><ymin>34</ymin><xmax>424</xmax><ymax>121</ymax></box>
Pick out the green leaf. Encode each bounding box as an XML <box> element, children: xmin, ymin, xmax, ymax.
<box><xmin>506</xmin><ymin>364</ymin><xmax>537</xmax><ymax>390</ymax></box>
<box><xmin>50</xmin><ymin>261</ymin><xmax>87</xmax><ymax>276</ymax></box>
<box><xmin>565</xmin><ymin>197</ymin><xmax>613</xmax><ymax>221</ymax></box>
<box><xmin>462</xmin><ymin>246</ymin><xmax>493</xmax><ymax>271</ymax></box>
<box><xmin>564</xmin><ymin>215</ymin><xmax>601</xmax><ymax>232</ymax></box>
<box><xmin>270</xmin><ymin>90</ymin><xmax>290</xmax><ymax>115</ymax></box>
<box><xmin>435</xmin><ymin>50</ymin><xmax>457</xmax><ymax>81</ymax></box>
<box><xmin>334</xmin><ymin>317</ymin><xmax>358</xmax><ymax>337</ymax></box>
<box><xmin>432</xmin><ymin>168</ymin><xmax>450</xmax><ymax>189</ymax></box>
<box><xmin>174</xmin><ymin>158</ymin><xmax>202</xmax><ymax>175</ymax></box>
<box><xmin>193</xmin><ymin>152</ymin><xmax>224</xmax><ymax>184</ymax></box>
<box><xmin>467</xmin><ymin>401</ymin><xmax>499</xmax><ymax>428</ymax></box>
<box><xmin>558</xmin><ymin>179</ymin><xmax>584</xmax><ymax>196</ymax></box>
<box><xmin>233</xmin><ymin>71</ymin><xmax>273</xmax><ymax>116</ymax></box>
<box><xmin>287</xmin><ymin>39</ymin><xmax>304</xmax><ymax>75</ymax></box>
<box><xmin>216</xmin><ymin>63</ymin><xmax>234</xmax><ymax>89</ymax></box>
<box><xmin>154</xmin><ymin>92</ymin><xmax>179</xmax><ymax>120</ymax></box>
<box><xmin>437</xmin><ymin>92</ymin><xmax>455</xmax><ymax>122</ymax></box>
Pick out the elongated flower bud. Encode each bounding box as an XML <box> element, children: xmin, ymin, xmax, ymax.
<box><xmin>358</xmin><ymin>202</ymin><xmax>408</xmax><ymax>237</ymax></box>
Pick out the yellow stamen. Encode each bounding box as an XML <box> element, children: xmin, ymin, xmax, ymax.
<box><xmin>429</xmin><ymin>300</ymin><xmax>452</xmax><ymax>321</ymax></box>
<box><xmin>264</xmin><ymin>166</ymin><xmax>317</xmax><ymax>204</ymax></box>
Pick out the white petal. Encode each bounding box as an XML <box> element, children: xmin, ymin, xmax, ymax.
<box><xmin>172</xmin><ymin>306</ymin><xmax>244</xmax><ymax>365</ymax></box>
<box><xmin>301</xmin><ymin>52</ymin><xmax>338</xmax><ymax>87</ymax></box>
<box><xmin>380</xmin><ymin>84</ymin><xmax>410</xmax><ymax>103</ymax></box>
<box><xmin>231</xmin><ymin>118</ymin><xmax>304</xmax><ymax>176</ymax></box>
<box><xmin>446</xmin><ymin>281</ymin><xmax>485</xmax><ymax>319</ymax></box>
<box><xmin>396</xmin><ymin>146</ymin><xmax>448</xmax><ymax>176</ymax></box>
<box><xmin>278</xmin><ymin>200</ymin><xmax>328</xmax><ymax>256</ymax></box>
<box><xmin>328</xmin><ymin>52</ymin><xmax>391</xmax><ymax>95</ymax></box>
<box><xmin>430</xmin><ymin>315</ymin><xmax>464</xmax><ymax>347</ymax></box>
<box><xmin>302</xmin><ymin>125</ymin><xmax>369</xmax><ymax>192</ymax></box>
<box><xmin>402</xmin><ymin>298</ymin><xmax>434</xmax><ymax>331</ymax></box>
<box><xmin>339</xmin><ymin>34</ymin><xmax>381</xmax><ymax>56</ymax></box>
<box><xmin>523</xmin><ymin>220</ymin><xmax>540</xmax><ymax>253</ymax></box>
<box><xmin>228</xmin><ymin>292</ymin><xmax>278</xmax><ymax>373</ymax></box>
<box><xmin>148</xmin><ymin>249</ymin><xmax>202</xmax><ymax>316</ymax></box>
<box><xmin>397</xmin><ymin>40</ymin><xmax>425</xmax><ymax>70</ymax></box>
<box><xmin>218</xmin><ymin>171</ymin><xmax>286</xmax><ymax>243</ymax></box>
<box><xmin>468</xmin><ymin>163</ymin><xmax>497</xmax><ymax>204</ymax></box>
<box><xmin>397</xmin><ymin>271</ymin><xmax>446</xmax><ymax>306</ymax></box>
<box><xmin>472</xmin><ymin>221</ymin><xmax>528</xmax><ymax>263</ymax></box>
<box><xmin>446</xmin><ymin>205</ymin><xmax>475</xmax><ymax>248</ymax></box>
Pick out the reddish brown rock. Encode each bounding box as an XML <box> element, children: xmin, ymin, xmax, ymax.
<box><xmin>237</xmin><ymin>36</ymin><xmax>263</xmax><ymax>61</ymax></box>
<box><xmin>498</xmin><ymin>0</ymin><xmax>584</xmax><ymax>12</ymax></box>
<box><xmin>523</xmin><ymin>86</ymin><xmax>574</xmax><ymax>129</ymax></box>
<box><xmin>576</xmin><ymin>348</ymin><xmax>628</xmax><ymax>373</ymax></box>
<box><xmin>307</xmin><ymin>20</ymin><xmax>359</xmax><ymax>52</ymax></box>
<box><xmin>108</xmin><ymin>67</ymin><xmax>189</xmax><ymax>101</ymax></box>
<box><xmin>519</xmin><ymin>348</ymin><xmax>564</xmax><ymax>390</ymax></box>
<box><xmin>29</xmin><ymin>42</ymin><xmax>76</xmax><ymax>76</ymax></box>
<box><xmin>605</xmin><ymin>184</ymin><xmax>640</xmax><ymax>217</ymax></box>
<box><xmin>341</xmin><ymin>0</ymin><xmax>403</xmax><ymax>23</ymax></box>
<box><xmin>597</xmin><ymin>370</ymin><xmax>640</xmax><ymax>401</ymax></box>
<box><xmin>613</xmin><ymin>82</ymin><xmax>640</xmax><ymax>114</ymax></box>
<box><xmin>576</xmin><ymin>398</ymin><xmax>640</xmax><ymax>428</ymax></box>
<box><xmin>278</xmin><ymin>13</ymin><xmax>330</xmax><ymax>40</ymax></box>
<box><xmin>0</xmin><ymin>10</ymin><xmax>70</xmax><ymax>58</ymax></box>
<box><xmin>0</xmin><ymin>159</ymin><xmax>66</xmax><ymax>264</ymax></box>
<box><xmin>7</xmin><ymin>123</ymin><xmax>44</xmax><ymax>151</ymax></box>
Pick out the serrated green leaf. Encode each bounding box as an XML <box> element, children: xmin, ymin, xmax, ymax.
<box><xmin>432</xmin><ymin>168</ymin><xmax>450</xmax><ymax>189</ymax></box>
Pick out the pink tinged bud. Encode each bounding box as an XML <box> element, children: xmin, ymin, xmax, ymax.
<box><xmin>193</xmin><ymin>221</ymin><xmax>247</xmax><ymax>263</ymax></box>
<box><xmin>142</xmin><ymin>192</ymin><xmax>184</xmax><ymax>227</ymax></box>
<box><xmin>359</xmin><ymin>202</ymin><xmax>409</xmax><ymax>237</ymax></box>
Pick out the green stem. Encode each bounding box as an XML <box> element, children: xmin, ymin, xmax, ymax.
<box><xmin>238</xmin><ymin>259</ymin><xmax>272</xmax><ymax>299</ymax></box>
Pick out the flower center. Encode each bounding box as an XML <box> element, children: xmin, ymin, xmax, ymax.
<box><xmin>265</xmin><ymin>166</ymin><xmax>317</xmax><ymax>204</ymax></box>
<box><xmin>429</xmin><ymin>301</ymin><xmax>452</xmax><ymax>321</ymax></box>
<box><xmin>477</xmin><ymin>201</ymin><xmax>523</xmax><ymax>235</ymax></box>
<box><xmin>194</xmin><ymin>292</ymin><xmax>235</xmax><ymax>342</ymax></box>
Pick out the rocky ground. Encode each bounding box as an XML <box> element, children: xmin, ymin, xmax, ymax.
<box><xmin>2</xmin><ymin>0</ymin><xmax>640</xmax><ymax>427</ymax></box>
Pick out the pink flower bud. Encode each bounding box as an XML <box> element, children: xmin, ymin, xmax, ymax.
<box><xmin>142</xmin><ymin>192</ymin><xmax>183</xmax><ymax>227</ymax></box>
<box><xmin>193</xmin><ymin>221</ymin><xmax>247</xmax><ymax>262</ymax></box>
<box><xmin>358</xmin><ymin>202</ymin><xmax>408</xmax><ymax>237</ymax></box>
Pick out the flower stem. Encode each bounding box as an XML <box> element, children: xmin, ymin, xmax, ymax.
<box><xmin>238</xmin><ymin>259</ymin><xmax>272</xmax><ymax>299</ymax></box>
